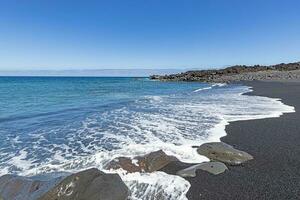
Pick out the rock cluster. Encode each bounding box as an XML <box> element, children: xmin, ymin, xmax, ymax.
<box><xmin>0</xmin><ymin>146</ymin><xmax>254</xmax><ymax>199</ymax></box>
<box><xmin>150</xmin><ymin>62</ymin><xmax>300</xmax><ymax>82</ymax></box>
<box><xmin>174</xmin><ymin>142</ymin><xmax>253</xmax><ymax>178</ymax></box>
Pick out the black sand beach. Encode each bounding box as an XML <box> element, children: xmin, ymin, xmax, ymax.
<box><xmin>163</xmin><ymin>80</ymin><xmax>300</xmax><ymax>200</ymax></box>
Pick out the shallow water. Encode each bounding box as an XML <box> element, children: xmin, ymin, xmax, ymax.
<box><xmin>0</xmin><ymin>77</ymin><xmax>294</xmax><ymax>199</ymax></box>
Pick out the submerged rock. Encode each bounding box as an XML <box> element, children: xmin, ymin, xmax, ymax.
<box><xmin>142</xmin><ymin>150</ymin><xmax>179</xmax><ymax>172</ymax></box>
<box><xmin>176</xmin><ymin>162</ymin><xmax>228</xmax><ymax>177</ymax></box>
<box><xmin>106</xmin><ymin>157</ymin><xmax>142</xmax><ymax>172</ymax></box>
<box><xmin>39</xmin><ymin>168</ymin><xmax>129</xmax><ymax>200</ymax></box>
<box><xmin>0</xmin><ymin>174</ymin><xmax>62</xmax><ymax>200</ymax></box>
<box><xmin>105</xmin><ymin>150</ymin><xmax>178</xmax><ymax>173</ymax></box>
<box><xmin>197</xmin><ymin>142</ymin><xmax>253</xmax><ymax>165</ymax></box>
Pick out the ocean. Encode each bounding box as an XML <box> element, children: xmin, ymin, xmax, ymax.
<box><xmin>0</xmin><ymin>77</ymin><xmax>294</xmax><ymax>199</ymax></box>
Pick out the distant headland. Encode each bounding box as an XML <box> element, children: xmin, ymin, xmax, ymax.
<box><xmin>150</xmin><ymin>61</ymin><xmax>300</xmax><ymax>82</ymax></box>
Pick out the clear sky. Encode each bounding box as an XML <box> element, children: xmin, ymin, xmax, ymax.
<box><xmin>0</xmin><ymin>0</ymin><xmax>300</xmax><ymax>70</ymax></box>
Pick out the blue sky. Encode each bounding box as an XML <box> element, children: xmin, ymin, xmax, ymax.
<box><xmin>0</xmin><ymin>0</ymin><xmax>300</xmax><ymax>70</ymax></box>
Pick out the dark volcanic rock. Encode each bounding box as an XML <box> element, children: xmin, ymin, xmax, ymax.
<box><xmin>150</xmin><ymin>61</ymin><xmax>300</xmax><ymax>82</ymax></box>
<box><xmin>176</xmin><ymin>162</ymin><xmax>228</xmax><ymax>177</ymax></box>
<box><xmin>105</xmin><ymin>150</ymin><xmax>179</xmax><ymax>173</ymax></box>
<box><xmin>105</xmin><ymin>157</ymin><xmax>142</xmax><ymax>172</ymax></box>
<box><xmin>0</xmin><ymin>174</ymin><xmax>62</xmax><ymax>200</ymax></box>
<box><xmin>197</xmin><ymin>142</ymin><xmax>253</xmax><ymax>165</ymax></box>
<box><xmin>142</xmin><ymin>150</ymin><xmax>179</xmax><ymax>172</ymax></box>
<box><xmin>39</xmin><ymin>168</ymin><xmax>129</xmax><ymax>200</ymax></box>
<box><xmin>0</xmin><ymin>169</ymin><xmax>129</xmax><ymax>200</ymax></box>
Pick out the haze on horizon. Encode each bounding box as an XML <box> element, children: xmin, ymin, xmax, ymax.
<box><xmin>0</xmin><ymin>0</ymin><xmax>300</xmax><ymax>71</ymax></box>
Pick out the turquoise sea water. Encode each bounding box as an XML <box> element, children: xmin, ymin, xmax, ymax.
<box><xmin>0</xmin><ymin>77</ymin><xmax>294</xmax><ymax>199</ymax></box>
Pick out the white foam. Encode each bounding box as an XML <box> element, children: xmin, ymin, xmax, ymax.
<box><xmin>146</xmin><ymin>95</ymin><xmax>163</xmax><ymax>102</ymax></box>
<box><xmin>122</xmin><ymin>172</ymin><xmax>190</xmax><ymax>200</ymax></box>
<box><xmin>212</xmin><ymin>83</ymin><xmax>227</xmax><ymax>87</ymax></box>
<box><xmin>7</xmin><ymin>149</ymin><xmax>33</xmax><ymax>172</ymax></box>
<box><xmin>193</xmin><ymin>86</ymin><xmax>212</xmax><ymax>92</ymax></box>
<box><xmin>205</xmin><ymin>87</ymin><xmax>294</xmax><ymax>144</ymax></box>
<box><xmin>193</xmin><ymin>83</ymin><xmax>227</xmax><ymax>92</ymax></box>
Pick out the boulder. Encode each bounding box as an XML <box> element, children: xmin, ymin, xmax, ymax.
<box><xmin>0</xmin><ymin>168</ymin><xmax>129</xmax><ymax>200</ymax></box>
<box><xmin>39</xmin><ymin>168</ymin><xmax>129</xmax><ymax>200</ymax></box>
<box><xmin>176</xmin><ymin>162</ymin><xmax>228</xmax><ymax>177</ymax></box>
<box><xmin>142</xmin><ymin>150</ymin><xmax>179</xmax><ymax>172</ymax></box>
<box><xmin>0</xmin><ymin>174</ymin><xmax>62</xmax><ymax>200</ymax></box>
<box><xmin>105</xmin><ymin>150</ymin><xmax>178</xmax><ymax>173</ymax></box>
<box><xmin>197</xmin><ymin>142</ymin><xmax>253</xmax><ymax>165</ymax></box>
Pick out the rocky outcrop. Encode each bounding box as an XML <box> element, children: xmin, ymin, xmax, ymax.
<box><xmin>0</xmin><ymin>168</ymin><xmax>129</xmax><ymax>200</ymax></box>
<box><xmin>105</xmin><ymin>150</ymin><xmax>178</xmax><ymax>173</ymax></box>
<box><xmin>197</xmin><ymin>142</ymin><xmax>253</xmax><ymax>165</ymax></box>
<box><xmin>39</xmin><ymin>168</ymin><xmax>129</xmax><ymax>200</ymax></box>
<box><xmin>0</xmin><ymin>174</ymin><xmax>62</xmax><ymax>200</ymax></box>
<box><xmin>150</xmin><ymin>62</ymin><xmax>300</xmax><ymax>82</ymax></box>
<box><xmin>0</xmin><ymin>148</ymin><xmax>252</xmax><ymax>200</ymax></box>
<box><xmin>176</xmin><ymin>162</ymin><xmax>228</xmax><ymax>177</ymax></box>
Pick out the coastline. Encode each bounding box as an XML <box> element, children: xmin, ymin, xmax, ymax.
<box><xmin>163</xmin><ymin>80</ymin><xmax>300</xmax><ymax>199</ymax></box>
<box><xmin>150</xmin><ymin>62</ymin><xmax>300</xmax><ymax>83</ymax></box>
<box><xmin>1</xmin><ymin>79</ymin><xmax>299</xmax><ymax>199</ymax></box>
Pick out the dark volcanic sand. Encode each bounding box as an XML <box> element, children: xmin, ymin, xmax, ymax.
<box><xmin>162</xmin><ymin>81</ymin><xmax>300</xmax><ymax>200</ymax></box>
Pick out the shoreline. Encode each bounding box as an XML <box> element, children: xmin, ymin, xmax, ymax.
<box><xmin>204</xmin><ymin>83</ymin><xmax>295</xmax><ymax>144</ymax></box>
<box><xmin>163</xmin><ymin>80</ymin><xmax>300</xmax><ymax>199</ymax></box>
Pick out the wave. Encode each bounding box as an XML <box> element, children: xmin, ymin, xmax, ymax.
<box><xmin>193</xmin><ymin>83</ymin><xmax>227</xmax><ymax>92</ymax></box>
<box><xmin>193</xmin><ymin>86</ymin><xmax>213</xmax><ymax>92</ymax></box>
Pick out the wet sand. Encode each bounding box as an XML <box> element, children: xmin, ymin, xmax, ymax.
<box><xmin>162</xmin><ymin>80</ymin><xmax>300</xmax><ymax>200</ymax></box>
